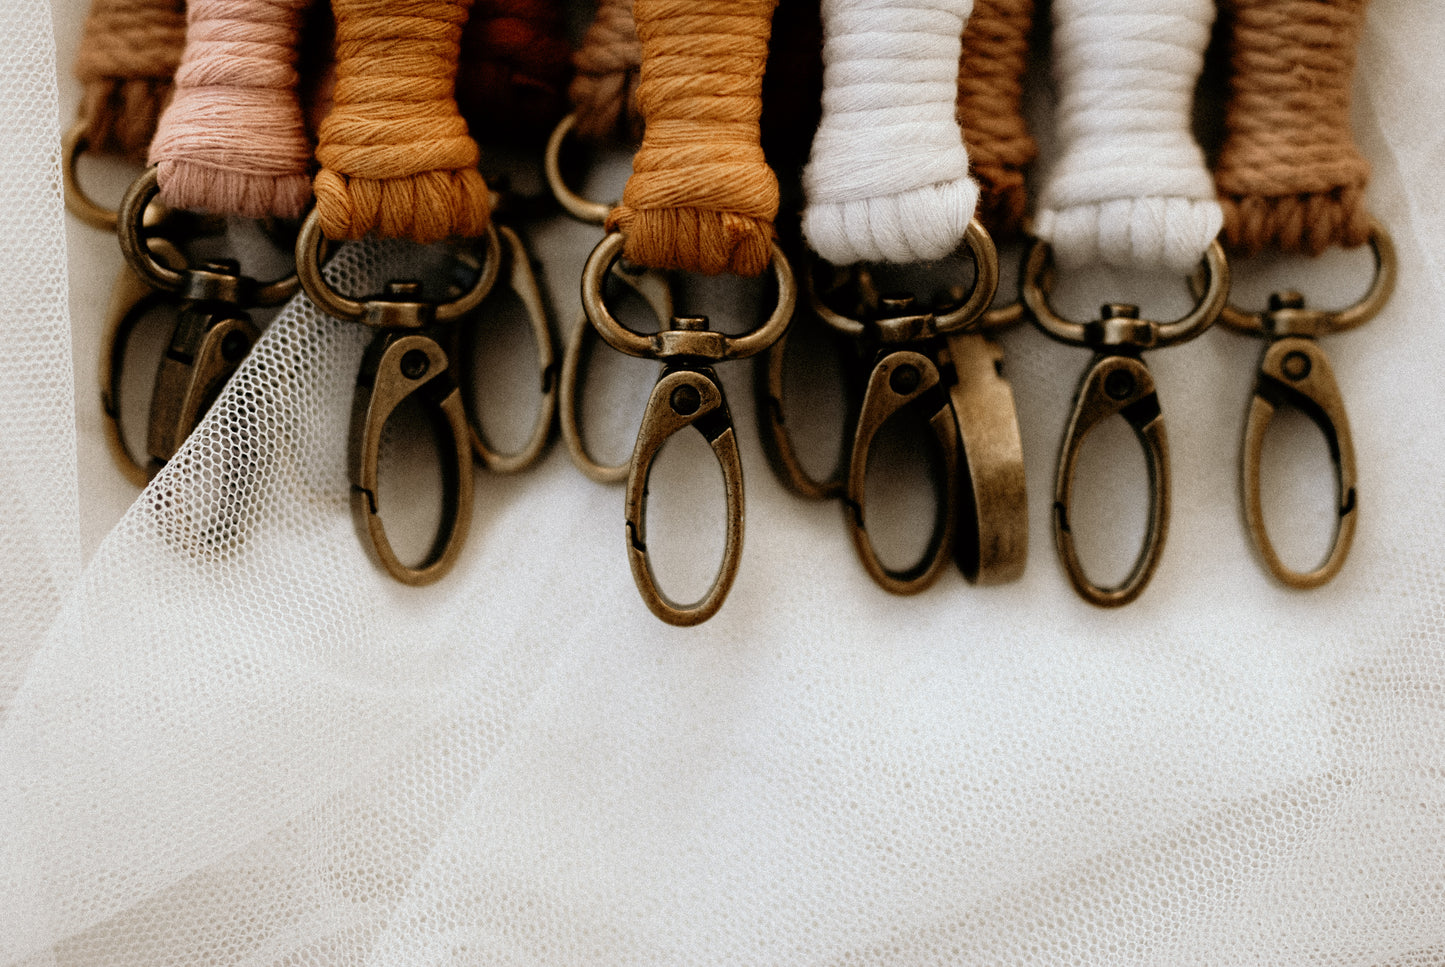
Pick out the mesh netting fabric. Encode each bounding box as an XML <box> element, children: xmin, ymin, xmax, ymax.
<box><xmin>3</xmin><ymin>1</ymin><xmax>1445</xmax><ymax>964</ymax></box>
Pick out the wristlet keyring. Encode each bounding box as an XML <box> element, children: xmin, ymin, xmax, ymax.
<box><xmin>1209</xmin><ymin>0</ymin><xmax>1396</xmax><ymax>589</ymax></box>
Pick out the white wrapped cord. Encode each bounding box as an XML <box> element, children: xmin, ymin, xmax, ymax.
<box><xmin>1034</xmin><ymin>0</ymin><xmax>1223</xmax><ymax>272</ymax></box>
<box><xmin>801</xmin><ymin>0</ymin><xmax>979</xmax><ymax>265</ymax></box>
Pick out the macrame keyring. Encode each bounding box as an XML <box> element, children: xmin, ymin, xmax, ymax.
<box><xmin>1210</xmin><ymin>0</ymin><xmax>1397</xmax><ymax>589</ymax></box>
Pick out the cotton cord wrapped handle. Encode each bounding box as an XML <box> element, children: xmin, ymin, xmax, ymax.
<box><xmin>73</xmin><ymin>0</ymin><xmax>186</xmax><ymax>162</ymax></box>
<box><xmin>148</xmin><ymin>0</ymin><xmax>317</xmax><ymax>219</ymax></box>
<box><xmin>1214</xmin><ymin>0</ymin><xmax>1372</xmax><ymax>255</ymax></box>
<box><xmin>457</xmin><ymin>0</ymin><xmax>572</xmax><ymax>142</ymax></box>
<box><xmin>802</xmin><ymin>0</ymin><xmax>979</xmax><ymax>265</ymax></box>
<box><xmin>605</xmin><ymin>0</ymin><xmax>781</xmax><ymax>278</ymax></box>
<box><xmin>1033</xmin><ymin>0</ymin><xmax>1223</xmax><ymax>272</ymax></box>
<box><xmin>957</xmin><ymin>0</ymin><xmax>1036</xmax><ymax>239</ymax></box>
<box><xmin>569</xmin><ymin>0</ymin><xmax>646</xmax><ymax>143</ymax></box>
<box><xmin>314</xmin><ymin>0</ymin><xmax>492</xmax><ymax>243</ymax></box>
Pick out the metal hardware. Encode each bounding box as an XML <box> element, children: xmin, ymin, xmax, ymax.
<box><xmin>560</xmin><ymin>260</ymin><xmax>675</xmax><ymax>483</ymax></box>
<box><xmin>800</xmin><ymin>218</ymin><xmax>1027</xmax><ymax>590</ymax></box>
<box><xmin>118</xmin><ymin>167</ymin><xmax>298</xmax><ymax>306</ymax></box>
<box><xmin>349</xmin><ymin>288</ymin><xmax>475</xmax><ymax>586</ymax></box>
<box><xmin>844</xmin><ymin>346</ymin><xmax>959</xmax><ymax>594</ymax></box>
<box><xmin>581</xmin><ymin>232</ymin><xmax>796</xmax><ymax>362</ymax></box>
<box><xmin>294</xmin><ymin>208</ymin><xmax>501</xmax><ymax>327</ymax></box>
<box><xmin>1024</xmin><ymin>242</ymin><xmax>1228</xmax><ymax>606</ymax></box>
<box><xmin>63</xmin><ymin>124</ymin><xmax>224</xmax><ymax>234</ymax></box>
<box><xmin>544</xmin><ymin>112</ymin><xmax>614</xmax><ymax>225</ymax></box>
<box><xmin>450</xmin><ymin>225</ymin><xmax>558</xmax><ymax>474</ymax></box>
<box><xmin>624</xmin><ymin>360</ymin><xmax>744</xmax><ymax>627</ymax></box>
<box><xmin>1052</xmin><ymin>350</ymin><xmax>1169</xmax><ymax>608</ymax></box>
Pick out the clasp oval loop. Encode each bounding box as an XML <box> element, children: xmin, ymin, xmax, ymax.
<box><xmin>543</xmin><ymin>112</ymin><xmax>615</xmax><ymax>226</ymax></box>
<box><xmin>581</xmin><ymin>232</ymin><xmax>796</xmax><ymax>361</ymax></box>
<box><xmin>1217</xmin><ymin>218</ymin><xmax>1396</xmax><ymax>337</ymax></box>
<box><xmin>350</xmin><ymin>328</ymin><xmax>474</xmax><ymax>586</ymax></box>
<box><xmin>624</xmin><ymin>365</ymin><xmax>744</xmax><ymax>626</ymax></box>
<box><xmin>560</xmin><ymin>261</ymin><xmax>675</xmax><ymax>484</ymax></box>
<box><xmin>1024</xmin><ymin>238</ymin><xmax>1230</xmax><ymax>350</ymax></box>
<box><xmin>118</xmin><ymin>167</ymin><xmax>299</xmax><ymax>306</ymax></box>
<box><xmin>294</xmin><ymin>208</ymin><xmax>501</xmax><ymax>326</ymax></box>
<box><xmin>844</xmin><ymin>348</ymin><xmax>960</xmax><ymax>595</ymax></box>
<box><xmin>453</xmin><ymin>225</ymin><xmax>558</xmax><ymax>474</ymax></box>
<box><xmin>1053</xmin><ymin>354</ymin><xmax>1170</xmax><ymax>608</ymax></box>
<box><xmin>1241</xmin><ymin>337</ymin><xmax>1357</xmax><ymax>589</ymax></box>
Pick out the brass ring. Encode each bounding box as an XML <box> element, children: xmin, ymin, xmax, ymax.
<box><xmin>581</xmin><ymin>232</ymin><xmax>796</xmax><ymax>362</ymax></box>
<box><xmin>1216</xmin><ymin>218</ymin><xmax>1396</xmax><ymax>335</ymax></box>
<box><xmin>544</xmin><ymin>113</ymin><xmax>614</xmax><ymax>226</ymax></box>
<box><xmin>118</xmin><ymin>167</ymin><xmax>301</xmax><ymax>306</ymax></box>
<box><xmin>62</xmin><ymin>122</ymin><xmax>122</xmax><ymax>231</ymax></box>
<box><xmin>295</xmin><ymin>208</ymin><xmax>501</xmax><ymax>326</ymax></box>
<box><xmin>809</xmin><ymin>219</ymin><xmax>1000</xmax><ymax>339</ymax></box>
<box><xmin>1024</xmin><ymin>237</ymin><xmax>1230</xmax><ymax>350</ymax></box>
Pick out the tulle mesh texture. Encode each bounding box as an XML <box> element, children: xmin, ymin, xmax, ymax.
<box><xmin>0</xmin><ymin>0</ymin><xmax>79</xmax><ymax>702</ymax></box>
<box><xmin>3</xmin><ymin>1</ymin><xmax>1445</xmax><ymax>964</ymax></box>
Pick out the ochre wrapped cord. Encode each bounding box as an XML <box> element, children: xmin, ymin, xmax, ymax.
<box><xmin>314</xmin><ymin>0</ymin><xmax>492</xmax><ymax>243</ymax></box>
<box><xmin>73</xmin><ymin>0</ymin><xmax>186</xmax><ymax>162</ymax></box>
<box><xmin>148</xmin><ymin>0</ymin><xmax>317</xmax><ymax>219</ymax></box>
<box><xmin>1213</xmin><ymin>0</ymin><xmax>1372</xmax><ymax>255</ymax></box>
<box><xmin>605</xmin><ymin>0</ymin><xmax>781</xmax><ymax>278</ymax></box>
<box><xmin>569</xmin><ymin>0</ymin><xmax>646</xmax><ymax>143</ymax></box>
<box><xmin>457</xmin><ymin>0</ymin><xmax>572</xmax><ymax>142</ymax></box>
<box><xmin>957</xmin><ymin>0</ymin><xmax>1037</xmax><ymax>239</ymax></box>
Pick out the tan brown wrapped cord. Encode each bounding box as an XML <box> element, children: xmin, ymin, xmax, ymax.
<box><xmin>956</xmin><ymin>0</ymin><xmax>1036</xmax><ymax>240</ymax></box>
<box><xmin>1214</xmin><ymin>0</ymin><xmax>1373</xmax><ymax>255</ymax></box>
<box><xmin>569</xmin><ymin>0</ymin><xmax>645</xmax><ymax>143</ymax></box>
<box><xmin>73</xmin><ymin>0</ymin><xmax>186</xmax><ymax>161</ymax></box>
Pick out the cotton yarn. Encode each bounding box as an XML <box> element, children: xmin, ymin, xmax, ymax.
<box><xmin>1033</xmin><ymin>0</ymin><xmax>1222</xmax><ymax>272</ymax></box>
<box><xmin>568</xmin><ymin>0</ymin><xmax>645</xmax><ymax>144</ymax></box>
<box><xmin>801</xmin><ymin>0</ymin><xmax>978</xmax><ymax>265</ymax></box>
<box><xmin>456</xmin><ymin>0</ymin><xmax>572</xmax><ymax>144</ymax></box>
<box><xmin>1214</xmin><ymin>0</ymin><xmax>1373</xmax><ymax>256</ymax></box>
<box><xmin>957</xmin><ymin>0</ymin><xmax>1036</xmax><ymax>239</ymax></box>
<box><xmin>314</xmin><ymin>0</ymin><xmax>492</xmax><ymax>243</ymax></box>
<box><xmin>147</xmin><ymin>0</ymin><xmax>316</xmax><ymax>219</ymax></box>
<box><xmin>72</xmin><ymin>0</ymin><xmax>185</xmax><ymax>163</ymax></box>
<box><xmin>606</xmin><ymin>0</ymin><xmax>781</xmax><ymax>278</ymax></box>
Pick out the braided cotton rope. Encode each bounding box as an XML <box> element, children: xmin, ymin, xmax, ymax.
<box><xmin>148</xmin><ymin>0</ymin><xmax>316</xmax><ymax>219</ymax></box>
<box><xmin>1214</xmin><ymin>0</ymin><xmax>1372</xmax><ymax>255</ymax></box>
<box><xmin>73</xmin><ymin>0</ymin><xmax>186</xmax><ymax>162</ymax></box>
<box><xmin>605</xmin><ymin>0</ymin><xmax>780</xmax><ymax>278</ymax></box>
<box><xmin>957</xmin><ymin>0</ymin><xmax>1036</xmax><ymax>239</ymax></box>
<box><xmin>456</xmin><ymin>0</ymin><xmax>572</xmax><ymax>143</ymax></box>
<box><xmin>569</xmin><ymin>0</ymin><xmax>645</xmax><ymax>144</ymax></box>
<box><xmin>314</xmin><ymin>0</ymin><xmax>491</xmax><ymax>244</ymax></box>
<box><xmin>801</xmin><ymin>0</ymin><xmax>978</xmax><ymax>265</ymax></box>
<box><xmin>1033</xmin><ymin>0</ymin><xmax>1222</xmax><ymax>272</ymax></box>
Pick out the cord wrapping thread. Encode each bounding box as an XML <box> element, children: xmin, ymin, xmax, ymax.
<box><xmin>73</xmin><ymin>0</ymin><xmax>186</xmax><ymax>162</ymax></box>
<box><xmin>569</xmin><ymin>0</ymin><xmax>645</xmax><ymax>144</ymax></box>
<box><xmin>147</xmin><ymin>0</ymin><xmax>317</xmax><ymax>219</ymax></box>
<box><xmin>957</xmin><ymin>0</ymin><xmax>1036</xmax><ymax>239</ymax></box>
<box><xmin>605</xmin><ymin>0</ymin><xmax>781</xmax><ymax>278</ymax></box>
<box><xmin>1033</xmin><ymin>0</ymin><xmax>1223</xmax><ymax>272</ymax></box>
<box><xmin>1213</xmin><ymin>0</ymin><xmax>1372</xmax><ymax>255</ymax></box>
<box><xmin>801</xmin><ymin>0</ymin><xmax>979</xmax><ymax>265</ymax></box>
<box><xmin>314</xmin><ymin>0</ymin><xmax>492</xmax><ymax>243</ymax></box>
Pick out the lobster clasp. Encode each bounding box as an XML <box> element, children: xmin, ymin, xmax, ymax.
<box><xmin>145</xmin><ymin>259</ymin><xmax>261</xmax><ymax>474</ymax></box>
<box><xmin>844</xmin><ymin>343</ymin><xmax>960</xmax><ymax>595</ymax></box>
<box><xmin>624</xmin><ymin>352</ymin><xmax>744</xmax><ymax>627</ymax></box>
<box><xmin>350</xmin><ymin>297</ymin><xmax>475</xmax><ymax>586</ymax></box>
<box><xmin>1053</xmin><ymin>348</ymin><xmax>1169</xmax><ymax>608</ymax></box>
<box><xmin>1241</xmin><ymin>321</ymin><xmax>1357</xmax><ymax>589</ymax></box>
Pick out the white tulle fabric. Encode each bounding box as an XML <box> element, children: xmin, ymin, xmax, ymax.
<box><xmin>1034</xmin><ymin>0</ymin><xmax>1223</xmax><ymax>271</ymax></box>
<box><xmin>801</xmin><ymin>0</ymin><xmax>978</xmax><ymax>264</ymax></box>
<box><xmin>3</xmin><ymin>1</ymin><xmax>1445</xmax><ymax>964</ymax></box>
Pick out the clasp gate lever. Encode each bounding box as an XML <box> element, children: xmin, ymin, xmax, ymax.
<box><xmin>1024</xmin><ymin>238</ymin><xmax>1229</xmax><ymax>607</ymax></box>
